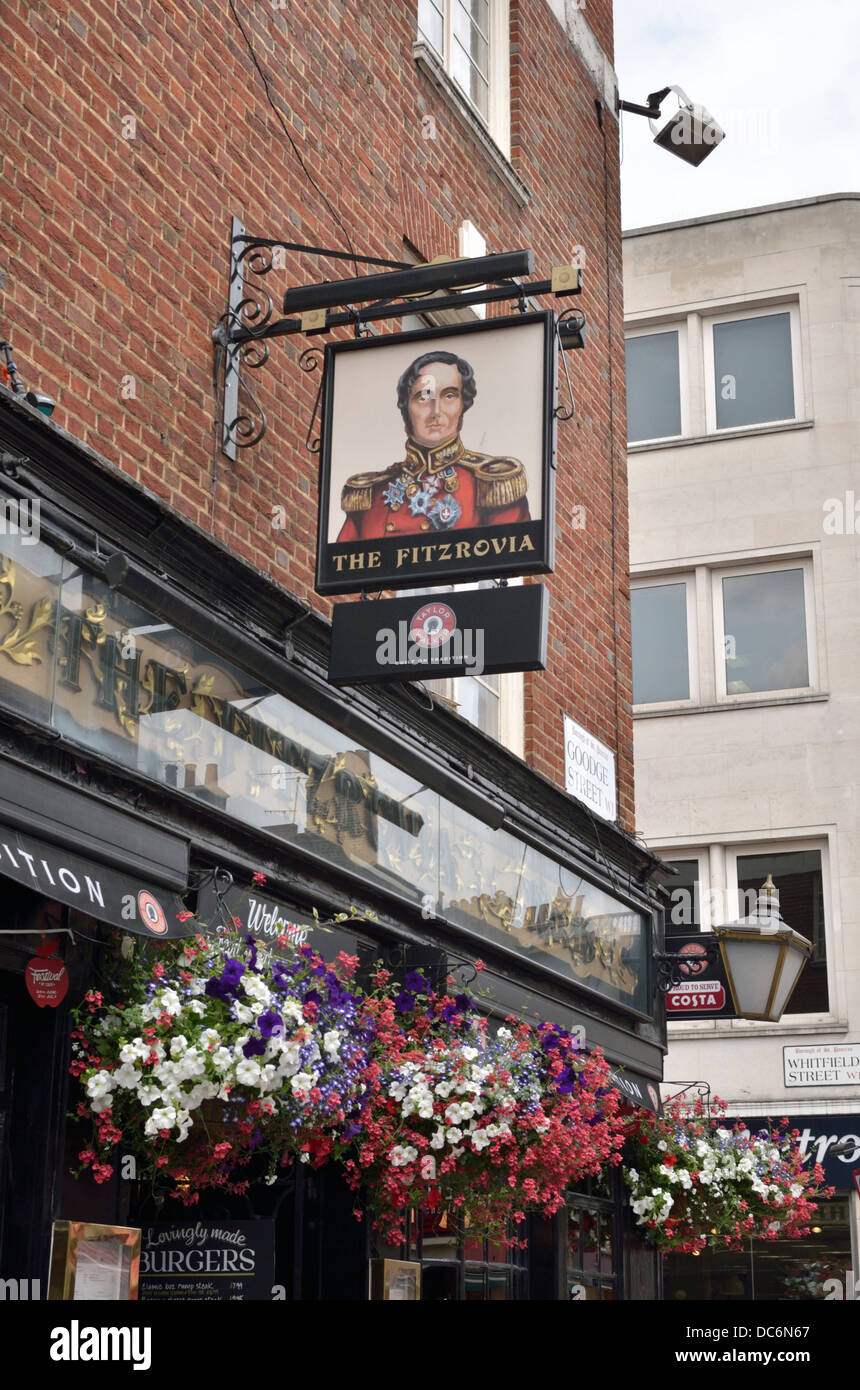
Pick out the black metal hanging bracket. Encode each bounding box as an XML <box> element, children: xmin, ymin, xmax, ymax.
<box><xmin>214</xmin><ymin>219</ymin><xmax>583</xmax><ymax>456</ymax></box>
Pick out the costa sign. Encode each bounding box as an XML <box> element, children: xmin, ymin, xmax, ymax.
<box><xmin>665</xmin><ymin>934</ymin><xmax>733</xmax><ymax>1017</ymax></box>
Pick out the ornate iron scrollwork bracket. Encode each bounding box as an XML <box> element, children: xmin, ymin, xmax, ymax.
<box><xmin>214</xmin><ymin>221</ymin><xmax>410</xmax><ymax>458</ymax></box>
<box><xmin>214</xmin><ymin>223</ymin><xmax>585</xmax><ymax>456</ymax></box>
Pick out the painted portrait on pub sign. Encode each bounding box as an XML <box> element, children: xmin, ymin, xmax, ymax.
<box><xmin>315</xmin><ymin>312</ymin><xmax>556</xmax><ymax>594</ymax></box>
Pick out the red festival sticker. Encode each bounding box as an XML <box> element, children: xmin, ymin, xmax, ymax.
<box><xmin>138</xmin><ymin>889</ymin><xmax>168</xmax><ymax>936</ymax></box>
<box><xmin>409</xmin><ymin>602</ymin><xmax>457</xmax><ymax>649</ymax></box>
<box><xmin>25</xmin><ymin>939</ymin><xmax>69</xmax><ymax>1008</ymax></box>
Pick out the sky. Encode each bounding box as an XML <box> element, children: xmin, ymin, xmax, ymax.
<box><xmin>613</xmin><ymin>0</ymin><xmax>860</xmax><ymax>230</ymax></box>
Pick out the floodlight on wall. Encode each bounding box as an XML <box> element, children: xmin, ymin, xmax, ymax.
<box><xmin>618</xmin><ymin>84</ymin><xmax>725</xmax><ymax>167</ymax></box>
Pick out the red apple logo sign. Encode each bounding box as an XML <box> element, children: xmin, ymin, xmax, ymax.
<box><xmin>25</xmin><ymin>938</ymin><xmax>69</xmax><ymax>1008</ymax></box>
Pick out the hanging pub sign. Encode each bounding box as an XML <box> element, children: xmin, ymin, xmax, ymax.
<box><xmin>328</xmin><ymin>582</ymin><xmax>548</xmax><ymax>685</ymax></box>
<box><xmin>315</xmin><ymin>311</ymin><xmax>557</xmax><ymax>595</ymax></box>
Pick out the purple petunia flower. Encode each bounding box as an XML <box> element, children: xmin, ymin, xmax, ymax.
<box><xmin>221</xmin><ymin>958</ymin><xmax>245</xmax><ymax>988</ymax></box>
<box><xmin>394</xmin><ymin>990</ymin><xmax>416</xmax><ymax>1014</ymax></box>
<box><xmin>258</xmin><ymin>1010</ymin><xmax>284</xmax><ymax>1039</ymax></box>
<box><xmin>242</xmin><ymin>1037</ymin><xmax>267</xmax><ymax>1058</ymax></box>
<box><xmin>403</xmin><ymin>970</ymin><xmax>428</xmax><ymax>993</ymax></box>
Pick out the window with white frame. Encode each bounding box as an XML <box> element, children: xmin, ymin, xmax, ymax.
<box><xmin>662</xmin><ymin>841</ymin><xmax>831</xmax><ymax>1016</ymax></box>
<box><xmin>705</xmin><ymin>306</ymin><xmax>801</xmax><ymax>432</ymax></box>
<box><xmin>625</xmin><ymin>326</ymin><xmax>685</xmax><ymax>444</ymax></box>
<box><xmin>631</xmin><ymin>557</ymin><xmax>818</xmax><ymax>709</ymax></box>
<box><xmin>416</xmin><ymin>0</ymin><xmax>511</xmax><ymax>154</ymax></box>
<box><xmin>630</xmin><ymin>575</ymin><xmax>697</xmax><ymax>706</ymax></box>
<box><xmin>625</xmin><ymin>301</ymin><xmax>804</xmax><ymax>445</ymax></box>
<box><xmin>714</xmin><ymin>559</ymin><xmax>815</xmax><ymax>699</ymax></box>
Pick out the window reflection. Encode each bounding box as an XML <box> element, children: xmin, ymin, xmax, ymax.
<box><xmin>0</xmin><ymin>530</ymin><xmax>648</xmax><ymax>1011</ymax></box>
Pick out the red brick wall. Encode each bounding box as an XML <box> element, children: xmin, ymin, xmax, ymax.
<box><xmin>1</xmin><ymin>0</ymin><xmax>633</xmax><ymax>829</ymax></box>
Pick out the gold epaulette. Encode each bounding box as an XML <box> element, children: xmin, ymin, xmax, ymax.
<box><xmin>340</xmin><ymin>466</ymin><xmax>397</xmax><ymax>513</ymax></box>
<box><xmin>469</xmin><ymin>456</ymin><xmax>528</xmax><ymax>510</ymax></box>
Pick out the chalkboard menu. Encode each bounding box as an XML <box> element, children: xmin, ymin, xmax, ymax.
<box><xmin>139</xmin><ymin>1220</ymin><xmax>275</xmax><ymax>1301</ymax></box>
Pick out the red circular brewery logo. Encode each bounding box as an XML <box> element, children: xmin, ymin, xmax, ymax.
<box><xmin>678</xmin><ymin>941</ymin><xmax>709</xmax><ymax>977</ymax></box>
<box><xmin>138</xmin><ymin>889</ymin><xmax>168</xmax><ymax>936</ymax></box>
<box><xmin>409</xmin><ymin>602</ymin><xmax>456</xmax><ymax>649</ymax></box>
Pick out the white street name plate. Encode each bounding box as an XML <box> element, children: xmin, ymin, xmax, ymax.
<box><xmin>783</xmin><ymin>1042</ymin><xmax>860</xmax><ymax>1087</ymax></box>
<box><xmin>563</xmin><ymin>715</ymin><xmax>617</xmax><ymax>823</ymax></box>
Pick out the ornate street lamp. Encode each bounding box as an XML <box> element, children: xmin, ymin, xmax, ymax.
<box><xmin>656</xmin><ymin>876</ymin><xmax>813</xmax><ymax>1022</ymax></box>
<box><xmin>714</xmin><ymin>875</ymin><xmax>813</xmax><ymax>1022</ymax></box>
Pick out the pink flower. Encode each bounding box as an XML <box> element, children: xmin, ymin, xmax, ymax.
<box><xmin>176</xmin><ymin>910</ymin><xmax>194</xmax><ymax>923</ymax></box>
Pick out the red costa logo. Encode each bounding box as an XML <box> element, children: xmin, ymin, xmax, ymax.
<box><xmin>138</xmin><ymin>889</ymin><xmax>168</xmax><ymax>935</ymax></box>
<box><xmin>409</xmin><ymin>602</ymin><xmax>457</xmax><ymax>649</ymax></box>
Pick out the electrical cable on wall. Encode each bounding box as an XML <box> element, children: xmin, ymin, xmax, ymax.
<box><xmin>226</xmin><ymin>0</ymin><xmax>360</xmax><ymax>275</ymax></box>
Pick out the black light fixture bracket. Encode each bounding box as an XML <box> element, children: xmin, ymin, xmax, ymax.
<box><xmin>214</xmin><ymin>219</ymin><xmax>583</xmax><ymax>455</ymax></box>
<box><xmin>617</xmin><ymin>87</ymin><xmax>671</xmax><ymax>120</ymax></box>
<box><xmin>654</xmin><ymin>939</ymin><xmax>721</xmax><ymax>992</ymax></box>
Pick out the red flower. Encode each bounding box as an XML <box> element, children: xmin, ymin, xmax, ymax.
<box><xmin>176</xmin><ymin>910</ymin><xmax>194</xmax><ymax>923</ymax></box>
<box><xmin>252</xmin><ymin>872</ymin><xmax>267</xmax><ymax>886</ymax></box>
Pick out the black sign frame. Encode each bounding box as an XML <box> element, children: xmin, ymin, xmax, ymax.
<box><xmin>328</xmin><ymin>583</ymin><xmax>548</xmax><ymax>685</ymax></box>
<box><xmin>315</xmin><ymin>311</ymin><xmax>557</xmax><ymax>595</ymax></box>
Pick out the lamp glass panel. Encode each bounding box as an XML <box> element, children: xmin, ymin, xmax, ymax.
<box><xmin>770</xmin><ymin>944</ymin><xmax>810</xmax><ymax>1019</ymax></box>
<box><xmin>722</xmin><ymin>937</ymin><xmax>783</xmax><ymax>1016</ymax></box>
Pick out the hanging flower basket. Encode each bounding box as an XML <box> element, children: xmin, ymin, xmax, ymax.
<box><xmin>70</xmin><ymin>912</ymin><xmax>372</xmax><ymax>1201</ymax></box>
<box><xmin>336</xmin><ymin>964</ymin><xmax>626</xmax><ymax>1247</ymax></box>
<box><xmin>622</xmin><ymin>1096</ymin><xmax>834</xmax><ymax>1254</ymax></box>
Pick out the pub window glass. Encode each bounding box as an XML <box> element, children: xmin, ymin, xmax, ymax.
<box><xmin>712</xmin><ymin>311</ymin><xmax>795</xmax><ymax>430</ymax></box>
<box><xmin>721</xmin><ymin>567</ymin><xmax>810</xmax><ymax>695</ymax></box>
<box><xmin>566</xmin><ymin>1191</ymin><xmax>616</xmax><ymax>1301</ymax></box>
<box><xmin>625</xmin><ymin>330</ymin><xmax>682</xmax><ymax>443</ymax></box>
<box><xmin>735</xmin><ymin>849</ymin><xmax>828</xmax><ymax>1014</ymax></box>
<box><xmin>631</xmin><ymin>581</ymin><xmax>691</xmax><ymax>704</ymax></box>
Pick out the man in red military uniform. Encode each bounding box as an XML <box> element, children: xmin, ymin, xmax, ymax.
<box><xmin>337</xmin><ymin>350</ymin><xmax>531</xmax><ymax>540</ymax></box>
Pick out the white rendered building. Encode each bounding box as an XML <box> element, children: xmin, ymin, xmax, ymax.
<box><xmin>625</xmin><ymin>194</ymin><xmax>860</xmax><ymax>1300</ymax></box>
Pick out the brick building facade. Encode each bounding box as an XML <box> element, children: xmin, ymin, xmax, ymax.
<box><xmin>4</xmin><ymin>0</ymin><xmax>632</xmax><ymax>815</ymax></box>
